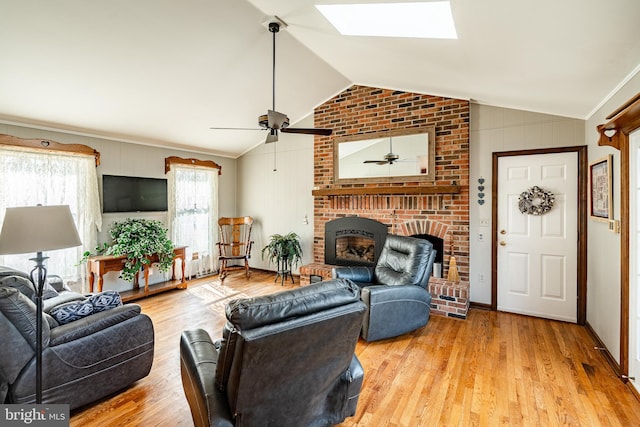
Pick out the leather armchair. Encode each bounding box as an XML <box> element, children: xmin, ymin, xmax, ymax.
<box><xmin>180</xmin><ymin>278</ymin><xmax>366</xmax><ymax>427</ymax></box>
<box><xmin>332</xmin><ymin>234</ymin><xmax>436</xmax><ymax>341</ymax></box>
<box><xmin>0</xmin><ymin>267</ymin><xmax>154</xmax><ymax>409</ymax></box>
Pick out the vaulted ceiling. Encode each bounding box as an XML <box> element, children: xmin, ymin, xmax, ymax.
<box><xmin>1</xmin><ymin>0</ymin><xmax>639</xmax><ymax>157</ymax></box>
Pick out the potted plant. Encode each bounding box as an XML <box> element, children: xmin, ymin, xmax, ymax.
<box><xmin>81</xmin><ymin>218</ymin><xmax>174</xmax><ymax>282</ymax></box>
<box><xmin>261</xmin><ymin>232</ymin><xmax>303</xmax><ymax>281</ymax></box>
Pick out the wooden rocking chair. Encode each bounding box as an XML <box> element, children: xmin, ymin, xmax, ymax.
<box><xmin>217</xmin><ymin>216</ymin><xmax>254</xmax><ymax>281</ymax></box>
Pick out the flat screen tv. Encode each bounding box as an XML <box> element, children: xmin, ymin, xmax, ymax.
<box><xmin>102</xmin><ymin>175</ymin><xmax>168</xmax><ymax>213</ymax></box>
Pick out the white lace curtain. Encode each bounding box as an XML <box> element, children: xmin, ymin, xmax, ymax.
<box><xmin>167</xmin><ymin>164</ymin><xmax>219</xmax><ymax>277</ymax></box>
<box><xmin>0</xmin><ymin>147</ymin><xmax>101</xmax><ymax>287</ymax></box>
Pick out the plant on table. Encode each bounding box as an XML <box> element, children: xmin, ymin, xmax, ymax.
<box><xmin>81</xmin><ymin>218</ymin><xmax>174</xmax><ymax>282</ymax></box>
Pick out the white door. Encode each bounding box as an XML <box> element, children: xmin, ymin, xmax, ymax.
<box><xmin>497</xmin><ymin>152</ymin><xmax>578</xmax><ymax>322</ymax></box>
<box><xmin>629</xmin><ymin>130</ymin><xmax>640</xmax><ymax>394</ymax></box>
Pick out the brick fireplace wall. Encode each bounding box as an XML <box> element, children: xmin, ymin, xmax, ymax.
<box><xmin>312</xmin><ymin>85</ymin><xmax>470</xmax><ymax>283</ymax></box>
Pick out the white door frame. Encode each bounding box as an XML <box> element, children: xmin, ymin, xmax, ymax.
<box><xmin>491</xmin><ymin>147</ymin><xmax>588</xmax><ymax>324</ymax></box>
<box><xmin>628</xmin><ymin>130</ymin><xmax>640</xmax><ymax>393</ymax></box>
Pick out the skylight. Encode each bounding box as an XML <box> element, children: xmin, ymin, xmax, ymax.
<box><xmin>315</xmin><ymin>2</ymin><xmax>458</xmax><ymax>39</ymax></box>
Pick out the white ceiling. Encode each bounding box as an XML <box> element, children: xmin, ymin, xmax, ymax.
<box><xmin>1</xmin><ymin>0</ymin><xmax>639</xmax><ymax>158</ymax></box>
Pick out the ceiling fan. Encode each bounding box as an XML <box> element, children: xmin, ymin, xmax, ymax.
<box><xmin>364</xmin><ymin>136</ymin><xmax>401</xmax><ymax>165</ymax></box>
<box><xmin>210</xmin><ymin>19</ymin><xmax>332</xmax><ymax>144</ymax></box>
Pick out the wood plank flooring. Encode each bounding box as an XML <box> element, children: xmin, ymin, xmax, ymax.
<box><xmin>70</xmin><ymin>270</ymin><xmax>640</xmax><ymax>426</ymax></box>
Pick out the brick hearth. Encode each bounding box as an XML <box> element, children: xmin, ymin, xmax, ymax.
<box><xmin>308</xmin><ymin>85</ymin><xmax>470</xmax><ymax>319</ymax></box>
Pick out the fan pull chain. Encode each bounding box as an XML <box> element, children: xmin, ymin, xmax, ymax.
<box><xmin>273</xmin><ymin>141</ymin><xmax>277</xmax><ymax>172</ymax></box>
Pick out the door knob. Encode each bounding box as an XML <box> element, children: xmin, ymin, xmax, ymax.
<box><xmin>499</xmin><ymin>241</ymin><xmax>506</xmax><ymax>246</ymax></box>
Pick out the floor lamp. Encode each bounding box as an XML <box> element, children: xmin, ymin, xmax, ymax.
<box><xmin>0</xmin><ymin>205</ymin><xmax>81</xmax><ymax>404</ymax></box>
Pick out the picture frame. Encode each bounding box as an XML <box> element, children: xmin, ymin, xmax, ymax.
<box><xmin>589</xmin><ymin>154</ymin><xmax>613</xmax><ymax>221</ymax></box>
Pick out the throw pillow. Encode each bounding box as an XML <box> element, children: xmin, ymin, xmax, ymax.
<box><xmin>48</xmin><ymin>291</ymin><xmax>122</xmax><ymax>325</ymax></box>
<box><xmin>86</xmin><ymin>291</ymin><xmax>122</xmax><ymax>313</ymax></box>
<box><xmin>50</xmin><ymin>300</ymin><xmax>94</xmax><ymax>325</ymax></box>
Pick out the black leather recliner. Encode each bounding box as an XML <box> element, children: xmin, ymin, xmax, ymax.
<box><xmin>332</xmin><ymin>234</ymin><xmax>436</xmax><ymax>341</ymax></box>
<box><xmin>180</xmin><ymin>278</ymin><xmax>366</xmax><ymax>427</ymax></box>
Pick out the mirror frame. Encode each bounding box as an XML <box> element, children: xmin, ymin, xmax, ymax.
<box><xmin>333</xmin><ymin>126</ymin><xmax>436</xmax><ymax>184</ymax></box>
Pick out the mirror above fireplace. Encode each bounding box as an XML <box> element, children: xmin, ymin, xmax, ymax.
<box><xmin>333</xmin><ymin>126</ymin><xmax>435</xmax><ymax>184</ymax></box>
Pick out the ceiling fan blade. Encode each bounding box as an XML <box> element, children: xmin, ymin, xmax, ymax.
<box><xmin>265</xmin><ymin>129</ymin><xmax>278</xmax><ymax>144</ymax></box>
<box><xmin>364</xmin><ymin>160</ymin><xmax>389</xmax><ymax>165</ymax></box>
<box><xmin>281</xmin><ymin>127</ymin><xmax>333</xmax><ymax>136</ymax></box>
<box><xmin>209</xmin><ymin>127</ymin><xmax>263</xmax><ymax>131</ymax></box>
<box><xmin>267</xmin><ymin>110</ymin><xmax>288</xmax><ymax>129</ymax></box>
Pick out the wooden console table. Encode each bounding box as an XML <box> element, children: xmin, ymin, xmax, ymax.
<box><xmin>87</xmin><ymin>246</ymin><xmax>187</xmax><ymax>302</ymax></box>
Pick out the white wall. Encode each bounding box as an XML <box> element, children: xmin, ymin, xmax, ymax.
<box><xmin>0</xmin><ymin>123</ymin><xmax>236</xmax><ymax>289</ymax></box>
<box><xmin>468</xmin><ymin>105</ymin><xmax>585</xmax><ymax>304</ymax></box>
<box><xmin>237</xmin><ymin>116</ymin><xmax>315</xmax><ymax>275</ymax></box>
<box><xmin>585</xmin><ymin>72</ymin><xmax>640</xmax><ymax>363</ymax></box>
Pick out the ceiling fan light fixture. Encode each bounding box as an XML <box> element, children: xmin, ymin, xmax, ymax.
<box><xmin>266</xmin><ymin>129</ymin><xmax>279</xmax><ymax>144</ymax></box>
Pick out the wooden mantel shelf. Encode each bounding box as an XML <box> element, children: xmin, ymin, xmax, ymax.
<box><xmin>312</xmin><ymin>185</ymin><xmax>461</xmax><ymax>197</ymax></box>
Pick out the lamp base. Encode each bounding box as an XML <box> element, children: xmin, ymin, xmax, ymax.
<box><xmin>30</xmin><ymin>252</ymin><xmax>48</xmax><ymax>404</ymax></box>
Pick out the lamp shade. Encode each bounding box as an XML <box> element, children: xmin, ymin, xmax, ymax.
<box><xmin>0</xmin><ymin>205</ymin><xmax>82</xmax><ymax>255</ymax></box>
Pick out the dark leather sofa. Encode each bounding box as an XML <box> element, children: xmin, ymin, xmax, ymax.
<box><xmin>332</xmin><ymin>234</ymin><xmax>436</xmax><ymax>341</ymax></box>
<box><xmin>0</xmin><ymin>266</ymin><xmax>154</xmax><ymax>409</ymax></box>
<box><xmin>180</xmin><ymin>278</ymin><xmax>366</xmax><ymax>427</ymax></box>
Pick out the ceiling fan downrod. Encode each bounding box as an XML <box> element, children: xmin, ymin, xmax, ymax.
<box><xmin>269</xmin><ymin>22</ymin><xmax>279</xmax><ymax>112</ymax></box>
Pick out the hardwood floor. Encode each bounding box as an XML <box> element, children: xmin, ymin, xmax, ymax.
<box><xmin>70</xmin><ymin>270</ymin><xmax>640</xmax><ymax>426</ymax></box>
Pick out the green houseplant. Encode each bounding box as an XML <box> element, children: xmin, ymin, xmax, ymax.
<box><xmin>261</xmin><ymin>232</ymin><xmax>303</xmax><ymax>274</ymax></box>
<box><xmin>81</xmin><ymin>218</ymin><xmax>174</xmax><ymax>282</ymax></box>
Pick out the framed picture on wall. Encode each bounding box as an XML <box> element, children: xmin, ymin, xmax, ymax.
<box><xmin>589</xmin><ymin>154</ymin><xmax>613</xmax><ymax>221</ymax></box>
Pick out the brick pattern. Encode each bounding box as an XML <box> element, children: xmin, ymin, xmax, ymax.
<box><xmin>299</xmin><ymin>263</ymin><xmax>334</xmax><ymax>286</ymax></box>
<box><xmin>429</xmin><ymin>278</ymin><xmax>470</xmax><ymax>319</ymax></box>
<box><xmin>312</xmin><ymin>85</ymin><xmax>470</xmax><ymax>282</ymax></box>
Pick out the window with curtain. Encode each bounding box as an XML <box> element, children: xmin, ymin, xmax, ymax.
<box><xmin>167</xmin><ymin>163</ymin><xmax>219</xmax><ymax>277</ymax></box>
<box><xmin>0</xmin><ymin>147</ymin><xmax>102</xmax><ymax>288</ymax></box>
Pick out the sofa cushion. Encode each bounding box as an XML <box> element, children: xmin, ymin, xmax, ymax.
<box><xmin>375</xmin><ymin>235</ymin><xmax>433</xmax><ymax>286</ymax></box>
<box><xmin>46</xmin><ymin>274</ymin><xmax>67</xmax><ymax>292</ymax></box>
<box><xmin>41</xmin><ymin>281</ymin><xmax>60</xmax><ymax>299</ymax></box>
<box><xmin>0</xmin><ymin>275</ymin><xmax>36</xmax><ymax>300</ymax></box>
<box><xmin>0</xmin><ymin>266</ymin><xmax>31</xmax><ymax>282</ymax></box>
<box><xmin>0</xmin><ymin>286</ymin><xmax>50</xmax><ymax>347</ymax></box>
<box><xmin>0</xmin><ymin>312</ymin><xmax>35</xmax><ymax>394</ymax></box>
<box><xmin>0</xmin><ymin>273</ymin><xmax>63</xmax><ymax>301</ymax></box>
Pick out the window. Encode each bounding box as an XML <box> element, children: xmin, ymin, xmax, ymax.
<box><xmin>0</xmin><ymin>147</ymin><xmax>101</xmax><ymax>287</ymax></box>
<box><xmin>167</xmin><ymin>163</ymin><xmax>219</xmax><ymax>276</ymax></box>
